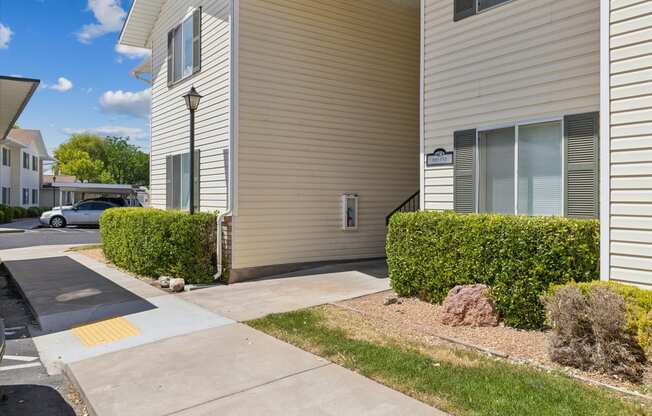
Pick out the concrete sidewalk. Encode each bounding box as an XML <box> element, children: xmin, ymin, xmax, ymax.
<box><xmin>1</xmin><ymin>247</ymin><xmax>441</xmax><ymax>415</ymax></box>
<box><xmin>66</xmin><ymin>324</ymin><xmax>443</xmax><ymax>416</ymax></box>
<box><xmin>180</xmin><ymin>260</ymin><xmax>390</xmax><ymax>321</ymax></box>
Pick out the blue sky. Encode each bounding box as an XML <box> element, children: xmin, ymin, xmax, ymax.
<box><xmin>0</xmin><ymin>0</ymin><xmax>151</xmax><ymax>154</ymax></box>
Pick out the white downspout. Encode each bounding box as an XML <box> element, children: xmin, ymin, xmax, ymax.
<box><xmin>215</xmin><ymin>0</ymin><xmax>238</xmax><ymax>280</ymax></box>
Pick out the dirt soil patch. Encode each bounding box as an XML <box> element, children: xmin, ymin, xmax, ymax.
<box><xmin>336</xmin><ymin>290</ymin><xmax>652</xmax><ymax>395</ymax></box>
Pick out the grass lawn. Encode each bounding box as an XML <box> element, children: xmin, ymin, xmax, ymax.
<box><xmin>248</xmin><ymin>306</ymin><xmax>651</xmax><ymax>416</ymax></box>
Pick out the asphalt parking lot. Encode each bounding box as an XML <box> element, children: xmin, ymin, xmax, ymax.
<box><xmin>0</xmin><ymin>226</ymin><xmax>100</xmax><ymax>250</ymax></box>
<box><xmin>0</xmin><ymin>224</ymin><xmax>91</xmax><ymax>415</ymax></box>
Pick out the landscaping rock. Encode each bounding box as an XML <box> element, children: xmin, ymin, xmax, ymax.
<box><xmin>383</xmin><ymin>297</ymin><xmax>398</xmax><ymax>306</ymax></box>
<box><xmin>158</xmin><ymin>276</ymin><xmax>171</xmax><ymax>288</ymax></box>
<box><xmin>169</xmin><ymin>278</ymin><xmax>185</xmax><ymax>293</ymax></box>
<box><xmin>440</xmin><ymin>284</ymin><xmax>499</xmax><ymax>327</ymax></box>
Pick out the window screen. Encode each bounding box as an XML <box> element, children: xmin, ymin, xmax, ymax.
<box><xmin>168</xmin><ymin>9</ymin><xmax>201</xmax><ymax>85</ymax></box>
<box><xmin>517</xmin><ymin>122</ymin><xmax>563</xmax><ymax>216</ymax></box>
<box><xmin>479</xmin><ymin>127</ymin><xmax>515</xmax><ymax>214</ymax></box>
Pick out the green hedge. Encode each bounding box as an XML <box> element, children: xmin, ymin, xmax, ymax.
<box><xmin>387</xmin><ymin>211</ymin><xmax>600</xmax><ymax>329</ymax></box>
<box><xmin>100</xmin><ymin>208</ymin><xmax>217</xmax><ymax>284</ymax></box>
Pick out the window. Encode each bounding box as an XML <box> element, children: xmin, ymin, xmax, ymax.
<box><xmin>517</xmin><ymin>122</ymin><xmax>563</xmax><ymax>216</ymax></box>
<box><xmin>22</xmin><ymin>188</ymin><xmax>29</xmax><ymax>205</ymax></box>
<box><xmin>31</xmin><ymin>189</ymin><xmax>38</xmax><ymax>205</ymax></box>
<box><xmin>167</xmin><ymin>9</ymin><xmax>201</xmax><ymax>85</ymax></box>
<box><xmin>23</xmin><ymin>152</ymin><xmax>30</xmax><ymax>169</ymax></box>
<box><xmin>1</xmin><ymin>187</ymin><xmax>10</xmax><ymax>204</ymax></box>
<box><xmin>342</xmin><ymin>194</ymin><xmax>359</xmax><ymax>230</ymax></box>
<box><xmin>454</xmin><ymin>0</ymin><xmax>511</xmax><ymax>21</ymax></box>
<box><xmin>2</xmin><ymin>148</ymin><xmax>10</xmax><ymax>167</ymax></box>
<box><xmin>166</xmin><ymin>151</ymin><xmax>200</xmax><ymax>210</ymax></box>
<box><xmin>32</xmin><ymin>155</ymin><xmax>38</xmax><ymax>171</ymax></box>
<box><xmin>479</xmin><ymin>127</ymin><xmax>515</xmax><ymax>214</ymax></box>
<box><xmin>478</xmin><ymin>121</ymin><xmax>563</xmax><ymax>216</ymax></box>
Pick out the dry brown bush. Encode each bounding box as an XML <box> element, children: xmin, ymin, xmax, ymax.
<box><xmin>544</xmin><ymin>285</ymin><xmax>646</xmax><ymax>382</ymax></box>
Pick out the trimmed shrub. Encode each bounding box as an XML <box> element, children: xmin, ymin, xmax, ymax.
<box><xmin>12</xmin><ymin>206</ymin><xmax>27</xmax><ymax>219</ymax></box>
<box><xmin>27</xmin><ymin>206</ymin><xmax>43</xmax><ymax>217</ymax></box>
<box><xmin>0</xmin><ymin>205</ymin><xmax>13</xmax><ymax>222</ymax></box>
<box><xmin>386</xmin><ymin>211</ymin><xmax>600</xmax><ymax>329</ymax></box>
<box><xmin>544</xmin><ymin>282</ymin><xmax>648</xmax><ymax>381</ymax></box>
<box><xmin>100</xmin><ymin>208</ymin><xmax>217</xmax><ymax>284</ymax></box>
<box><xmin>0</xmin><ymin>210</ymin><xmax>5</xmax><ymax>224</ymax></box>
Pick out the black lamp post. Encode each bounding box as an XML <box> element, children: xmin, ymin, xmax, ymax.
<box><xmin>183</xmin><ymin>86</ymin><xmax>202</xmax><ymax>214</ymax></box>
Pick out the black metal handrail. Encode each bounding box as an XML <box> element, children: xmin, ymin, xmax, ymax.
<box><xmin>386</xmin><ymin>190</ymin><xmax>420</xmax><ymax>225</ymax></box>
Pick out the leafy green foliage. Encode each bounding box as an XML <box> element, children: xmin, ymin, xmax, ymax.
<box><xmin>100</xmin><ymin>208</ymin><xmax>217</xmax><ymax>284</ymax></box>
<box><xmin>55</xmin><ymin>149</ymin><xmax>105</xmax><ymax>182</ymax></box>
<box><xmin>0</xmin><ymin>210</ymin><xmax>5</xmax><ymax>224</ymax></box>
<box><xmin>250</xmin><ymin>308</ymin><xmax>648</xmax><ymax>416</ymax></box>
<box><xmin>386</xmin><ymin>211</ymin><xmax>600</xmax><ymax>329</ymax></box>
<box><xmin>53</xmin><ymin>134</ymin><xmax>149</xmax><ymax>185</ymax></box>
<box><xmin>0</xmin><ymin>205</ymin><xmax>14</xmax><ymax>222</ymax></box>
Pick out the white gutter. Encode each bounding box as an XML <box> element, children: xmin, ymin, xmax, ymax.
<box><xmin>215</xmin><ymin>0</ymin><xmax>239</xmax><ymax>280</ymax></box>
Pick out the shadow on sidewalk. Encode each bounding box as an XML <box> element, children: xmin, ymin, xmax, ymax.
<box><xmin>0</xmin><ymin>384</ymin><xmax>75</xmax><ymax>416</ymax></box>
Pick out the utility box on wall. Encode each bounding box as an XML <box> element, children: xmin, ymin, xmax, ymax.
<box><xmin>342</xmin><ymin>193</ymin><xmax>358</xmax><ymax>230</ymax></box>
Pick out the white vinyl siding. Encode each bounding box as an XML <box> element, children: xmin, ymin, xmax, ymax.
<box><xmin>423</xmin><ymin>0</ymin><xmax>600</xmax><ymax>211</ymax></box>
<box><xmin>608</xmin><ymin>0</ymin><xmax>652</xmax><ymax>288</ymax></box>
<box><xmin>150</xmin><ymin>0</ymin><xmax>230</xmax><ymax>212</ymax></box>
<box><xmin>233</xmin><ymin>0</ymin><xmax>420</xmax><ymax>271</ymax></box>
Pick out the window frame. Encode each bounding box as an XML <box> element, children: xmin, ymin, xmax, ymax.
<box><xmin>454</xmin><ymin>0</ymin><xmax>513</xmax><ymax>21</ymax></box>
<box><xmin>1</xmin><ymin>187</ymin><xmax>10</xmax><ymax>204</ymax></box>
<box><xmin>31</xmin><ymin>189</ymin><xmax>38</xmax><ymax>205</ymax></box>
<box><xmin>23</xmin><ymin>152</ymin><xmax>30</xmax><ymax>169</ymax></box>
<box><xmin>475</xmin><ymin>115</ymin><xmax>566</xmax><ymax>216</ymax></box>
<box><xmin>22</xmin><ymin>188</ymin><xmax>29</xmax><ymax>205</ymax></box>
<box><xmin>167</xmin><ymin>8</ymin><xmax>201</xmax><ymax>86</ymax></box>
<box><xmin>2</xmin><ymin>148</ymin><xmax>10</xmax><ymax>167</ymax></box>
<box><xmin>32</xmin><ymin>155</ymin><xmax>38</xmax><ymax>172</ymax></box>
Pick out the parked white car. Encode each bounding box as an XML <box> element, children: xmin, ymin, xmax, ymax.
<box><xmin>40</xmin><ymin>201</ymin><xmax>117</xmax><ymax>228</ymax></box>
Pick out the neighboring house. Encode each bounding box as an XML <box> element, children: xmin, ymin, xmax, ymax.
<box><xmin>120</xmin><ymin>0</ymin><xmax>652</xmax><ymax>287</ymax></box>
<box><xmin>5</xmin><ymin>129</ymin><xmax>52</xmax><ymax>207</ymax></box>
<box><xmin>0</xmin><ymin>76</ymin><xmax>40</xmax><ymax>207</ymax></box>
<box><xmin>121</xmin><ymin>0</ymin><xmax>420</xmax><ymax>281</ymax></box>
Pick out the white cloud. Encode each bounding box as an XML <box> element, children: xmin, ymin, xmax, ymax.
<box><xmin>115</xmin><ymin>44</ymin><xmax>150</xmax><ymax>60</ymax></box>
<box><xmin>0</xmin><ymin>23</ymin><xmax>13</xmax><ymax>49</ymax></box>
<box><xmin>99</xmin><ymin>88</ymin><xmax>151</xmax><ymax>119</ymax></box>
<box><xmin>63</xmin><ymin>126</ymin><xmax>147</xmax><ymax>141</ymax></box>
<box><xmin>42</xmin><ymin>77</ymin><xmax>74</xmax><ymax>92</ymax></box>
<box><xmin>76</xmin><ymin>0</ymin><xmax>126</xmax><ymax>44</ymax></box>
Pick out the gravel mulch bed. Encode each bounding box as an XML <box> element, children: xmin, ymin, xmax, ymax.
<box><xmin>336</xmin><ymin>290</ymin><xmax>652</xmax><ymax>396</ymax></box>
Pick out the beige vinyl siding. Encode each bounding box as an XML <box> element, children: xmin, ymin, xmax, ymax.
<box><xmin>423</xmin><ymin>0</ymin><xmax>600</xmax><ymax>210</ymax></box>
<box><xmin>149</xmin><ymin>0</ymin><xmax>230</xmax><ymax>211</ymax></box>
<box><xmin>233</xmin><ymin>0</ymin><xmax>420</xmax><ymax>270</ymax></box>
<box><xmin>608</xmin><ymin>0</ymin><xmax>652</xmax><ymax>288</ymax></box>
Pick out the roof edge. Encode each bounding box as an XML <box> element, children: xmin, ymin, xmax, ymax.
<box><xmin>0</xmin><ymin>76</ymin><xmax>40</xmax><ymax>141</ymax></box>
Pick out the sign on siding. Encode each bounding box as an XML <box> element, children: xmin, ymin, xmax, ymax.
<box><xmin>426</xmin><ymin>148</ymin><xmax>454</xmax><ymax>167</ymax></box>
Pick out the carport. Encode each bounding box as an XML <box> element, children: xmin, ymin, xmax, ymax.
<box><xmin>48</xmin><ymin>183</ymin><xmax>138</xmax><ymax>206</ymax></box>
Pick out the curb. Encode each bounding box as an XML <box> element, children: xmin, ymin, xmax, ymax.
<box><xmin>0</xmin><ymin>229</ymin><xmax>25</xmax><ymax>234</ymax></box>
<box><xmin>63</xmin><ymin>363</ymin><xmax>98</xmax><ymax>416</ymax></box>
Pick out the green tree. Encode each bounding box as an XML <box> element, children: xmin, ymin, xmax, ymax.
<box><xmin>103</xmin><ymin>137</ymin><xmax>149</xmax><ymax>186</ymax></box>
<box><xmin>53</xmin><ymin>134</ymin><xmax>149</xmax><ymax>186</ymax></box>
<box><xmin>54</xmin><ymin>134</ymin><xmax>107</xmax><ymax>172</ymax></box>
<box><xmin>56</xmin><ymin>150</ymin><xmax>105</xmax><ymax>182</ymax></box>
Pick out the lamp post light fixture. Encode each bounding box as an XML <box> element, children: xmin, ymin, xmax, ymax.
<box><xmin>183</xmin><ymin>86</ymin><xmax>202</xmax><ymax>214</ymax></box>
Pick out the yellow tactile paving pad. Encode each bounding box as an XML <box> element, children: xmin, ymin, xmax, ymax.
<box><xmin>72</xmin><ymin>317</ymin><xmax>140</xmax><ymax>347</ymax></box>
